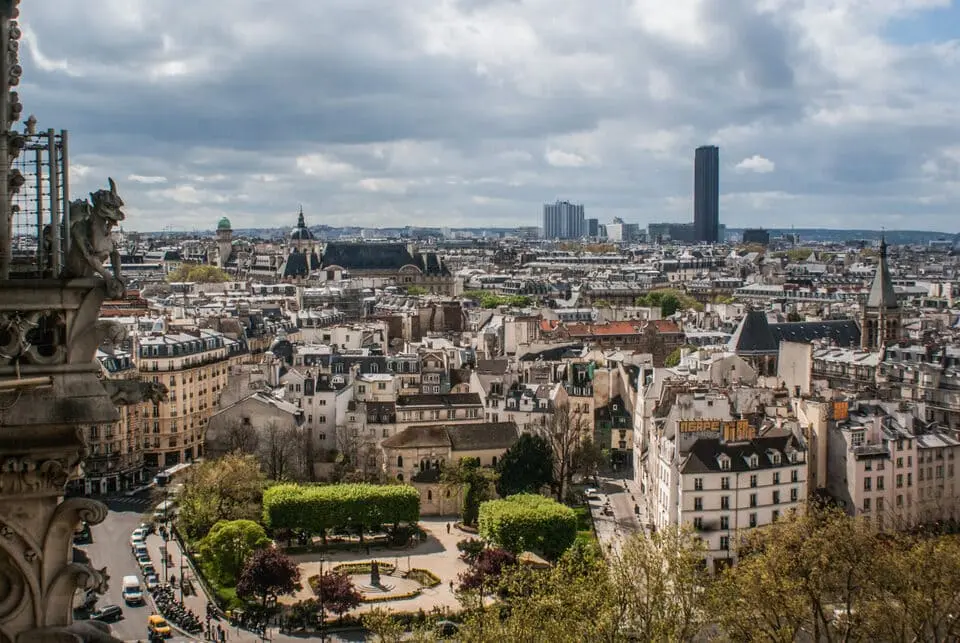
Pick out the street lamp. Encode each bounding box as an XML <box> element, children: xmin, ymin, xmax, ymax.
<box><xmin>318</xmin><ymin>553</ymin><xmax>326</xmax><ymax>643</ymax></box>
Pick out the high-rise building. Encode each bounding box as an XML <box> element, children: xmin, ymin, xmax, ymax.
<box><xmin>542</xmin><ymin>200</ymin><xmax>585</xmax><ymax>239</ymax></box>
<box><xmin>586</xmin><ymin>218</ymin><xmax>599</xmax><ymax>238</ymax></box>
<box><xmin>694</xmin><ymin>145</ymin><xmax>720</xmax><ymax>243</ymax></box>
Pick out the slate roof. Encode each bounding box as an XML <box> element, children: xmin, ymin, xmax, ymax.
<box><xmin>770</xmin><ymin>320</ymin><xmax>860</xmax><ymax>347</ymax></box>
<box><xmin>728</xmin><ymin>311</ymin><xmax>860</xmax><ymax>355</ymax></box>
<box><xmin>281</xmin><ymin>250</ymin><xmax>321</xmax><ymax>278</ymax></box>
<box><xmin>727</xmin><ymin>310</ymin><xmax>778</xmax><ymax>354</ymax></box>
<box><xmin>396</xmin><ymin>393</ymin><xmax>482</xmax><ymax>407</ymax></box>
<box><xmin>680</xmin><ymin>432</ymin><xmax>802</xmax><ymax>474</ymax></box>
<box><xmin>322</xmin><ymin>242</ymin><xmax>417</xmax><ymax>272</ymax></box>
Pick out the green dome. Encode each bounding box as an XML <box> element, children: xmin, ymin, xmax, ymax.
<box><xmin>217</xmin><ymin>217</ymin><xmax>232</xmax><ymax>230</ymax></box>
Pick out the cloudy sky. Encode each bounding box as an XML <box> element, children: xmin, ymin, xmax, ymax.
<box><xmin>18</xmin><ymin>0</ymin><xmax>960</xmax><ymax>233</ymax></box>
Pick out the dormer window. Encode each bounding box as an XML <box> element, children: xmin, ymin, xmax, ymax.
<box><xmin>788</xmin><ymin>451</ymin><xmax>798</xmax><ymax>464</ymax></box>
<box><xmin>748</xmin><ymin>454</ymin><xmax>759</xmax><ymax>468</ymax></box>
<box><xmin>769</xmin><ymin>450</ymin><xmax>782</xmax><ymax>465</ymax></box>
<box><xmin>718</xmin><ymin>454</ymin><xmax>731</xmax><ymax>471</ymax></box>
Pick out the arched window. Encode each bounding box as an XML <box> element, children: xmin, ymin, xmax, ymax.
<box><xmin>427</xmin><ymin>490</ymin><xmax>433</xmax><ymax>501</ymax></box>
<box><xmin>397</xmin><ymin>473</ymin><xmax>404</xmax><ymax>482</ymax></box>
<box><xmin>397</xmin><ymin>455</ymin><xmax>404</xmax><ymax>467</ymax></box>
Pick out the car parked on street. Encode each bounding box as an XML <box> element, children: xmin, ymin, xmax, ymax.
<box><xmin>130</xmin><ymin>528</ymin><xmax>147</xmax><ymax>549</ymax></box>
<box><xmin>144</xmin><ymin>574</ymin><xmax>160</xmax><ymax>592</ymax></box>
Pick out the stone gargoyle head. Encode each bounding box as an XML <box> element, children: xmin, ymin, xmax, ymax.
<box><xmin>89</xmin><ymin>178</ymin><xmax>125</xmax><ymax>224</ymax></box>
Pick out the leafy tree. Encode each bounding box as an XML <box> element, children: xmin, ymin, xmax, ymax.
<box><xmin>659</xmin><ymin>293</ymin><xmax>681</xmax><ymax>316</ymax></box>
<box><xmin>262</xmin><ymin>483</ymin><xmax>420</xmax><ymax>542</ymax></box>
<box><xmin>405</xmin><ymin>285</ymin><xmax>427</xmax><ymax>295</ymax></box>
<box><xmin>362</xmin><ymin>608</ymin><xmax>405</xmax><ymax>643</ymax></box>
<box><xmin>312</xmin><ymin>570</ymin><xmax>362</xmax><ymax>622</ymax></box>
<box><xmin>478</xmin><ymin>494</ymin><xmax>578</xmax><ymax>560</ymax></box>
<box><xmin>199</xmin><ymin>519</ymin><xmax>270</xmax><ymax>585</ymax></box>
<box><xmin>441</xmin><ymin>458</ymin><xmax>496</xmax><ymax>527</ymax></box>
<box><xmin>710</xmin><ymin>503</ymin><xmax>880</xmax><ymax>643</ymax></box>
<box><xmin>665</xmin><ymin>345</ymin><xmax>696</xmax><ymax>368</ymax></box>
<box><xmin>177</xmin><ymin>454</ymin><xmax>266</xmax><ymax>540</ymax></box>
<box><xmin>495</xmin><ymin>434</ymin><xmax>553</xmax><ymax>497</ymax></box>
<box><xmin>786</xmin><ymin>310</ymin><xmax>803</xmax><ymax>322</ymax></box>
<box><xmin>608</xmin><ymin>528</ymin><xmax>709</xmax><ymax>642</ymax></box>
<box><xmin>458</xmin><ymin>548</ymin><xmax>517</xmax><ymax>594</ymax></box>
<box><xmin>236</xmin><ymin>548</ymin><xmax>300</xmax><ymax>607</ymax></box>
<box><xmin>456</xmin><ymin>537</ymin><xmax>486</xmax><ymax>564</ymax></box>
<box><xmin>166</xmin><ymin>263</ymin><xmax>231</xmax><ymax>283</ymax></box>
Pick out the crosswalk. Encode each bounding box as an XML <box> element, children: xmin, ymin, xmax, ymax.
<box><xmin>104</xmin><ymin>495</ymin><xmax>155</xmax><ymax>510</ymax></box>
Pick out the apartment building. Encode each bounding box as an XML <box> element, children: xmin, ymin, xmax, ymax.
<box><xmin>79</xmin><ymin>350</ymin><xmax>147</xmax><ymax>494</ymax></box>
<box><xmin>827</xmin><ymin>401</ymin><xmax>960</xmax><ymax>529</ymax></box>
<box><xmin>138</xmin><ymin>329</ymin><xmax>242</xmax><ymax>469</ymax></box>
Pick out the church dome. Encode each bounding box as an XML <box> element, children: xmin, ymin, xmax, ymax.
<box><xmin>290</xmin><ymin>206</ymin><xmax>314</xmax><ymax>241</ymax></box>
<box><xmin>217</xmin><ymin>217</ymin><xmax>232</xmax><ymax>231</ymax></box>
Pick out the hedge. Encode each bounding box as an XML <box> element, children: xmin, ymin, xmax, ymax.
<box><xmin>332</xmin><ymin>562</ymin><xmax>397</xmax><ymax>576</ymax></box>
<box><xmin>262</xmin><ymin>484</ymin><xmax>420</xmax><ymax>537</ymax></box>
<box><xmin>404</xmin><ymin>568</ymin><xmax>441</xmax><ymax>588</ymax></box>
<box><xmin>477</xmin><ymin>494</ymin><xmax>578</xmax><ymax>560</ymax></box>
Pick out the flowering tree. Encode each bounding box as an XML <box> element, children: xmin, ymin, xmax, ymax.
<box><xmin>313</xmin><ymin>571</ymin><xmax>362</xmax><ymax>622</ymax></box>
<box><xmin>236</xmin><ymin>548</ymin><xmax>300</xmax><ymax>607</ymax></box>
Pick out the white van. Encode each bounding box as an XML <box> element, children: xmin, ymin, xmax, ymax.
<box><xmin>152</xmin><ymin>500</ymin><xmax>176</xmax><ymax>522</ymax></box>
<box><xmin>121</xmin><ymin>575</ymin><xmax>143</xmax><ymax>605</ymax></box>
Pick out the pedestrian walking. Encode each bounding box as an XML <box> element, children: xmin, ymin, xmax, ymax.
<box><xmin>446</xmin><ymin>522</ymin><xmax>451</xmax><ymax>534</ymax></box>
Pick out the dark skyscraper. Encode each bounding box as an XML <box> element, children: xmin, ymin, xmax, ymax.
<box><xmin>694</xmin><ymin>145</ymin><xmax>720</xmax><ymax>243</ymax></box>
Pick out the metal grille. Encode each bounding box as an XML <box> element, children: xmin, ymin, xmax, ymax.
<box><xmin>9</xmin><ymin>129</ymin><xmax>68</xmax><ymax>277</ymax></box>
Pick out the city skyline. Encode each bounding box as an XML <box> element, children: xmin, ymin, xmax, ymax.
<box><xmin>18</xmin><ymin>1</ymin><xmax>960</xmax><ymax>233</ymax></box>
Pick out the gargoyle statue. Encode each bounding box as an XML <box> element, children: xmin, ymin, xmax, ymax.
<box><xmin>101</xmin><ymin>380</ymin><xmax>168</xmax><ymax>407</ymax></box>
<box><xmin>62</xmin><ymin>178</ymin><xmax>126</xmax><ymax>299</ymax></box>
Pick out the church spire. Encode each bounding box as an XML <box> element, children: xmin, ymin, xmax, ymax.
<box><xmin>865</xmin><ymin>234</ymin><xmax>897</xmax><ymax>310</ymax></box>
<box><xmin>296</xmin><ymin>204</ymin><xmax>305</xmax><ymax>229</ymax></box>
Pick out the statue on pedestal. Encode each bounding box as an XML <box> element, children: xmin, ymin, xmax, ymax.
<box><xmin>370</xmin><ymin>561</ymin><xmax>381</xmax><ymax>588</ymax></box>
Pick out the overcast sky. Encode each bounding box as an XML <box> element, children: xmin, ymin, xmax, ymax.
<box><xmin>18</xmin><ymin>0</ymin><xmax>960</xmax><ymax>233</ymax></box>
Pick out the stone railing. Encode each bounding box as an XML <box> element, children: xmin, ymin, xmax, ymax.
<box><xmin>0</xmin><ymin>278</ymin><xmax>119</xmax><ymax>642</ymax></box>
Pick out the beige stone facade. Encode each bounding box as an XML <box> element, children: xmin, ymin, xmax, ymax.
<box><xmin>137</xmin><ymin>329</ymin><xmax>238</xmax><ymax>469</ymax></box>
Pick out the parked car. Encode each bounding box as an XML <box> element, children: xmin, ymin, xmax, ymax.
<box><xmin>90</xmin><ymin>605</ymin><xmax>122</xmax><ymax>623</ymax></box>
<box><xmin>130</xmin><ymin>529</ymin><xmax>147</xmax><ymax>549</ymax></box>
<box><xmin>585</xmin><ymin>488</ymin><xmax>600</xmax><ymax>499</ymax></box>
<box><xmin>133</xmin><ymin>543</ymin><xmax>148</xmax><ymax>559</ymax></box>
<box><xmin>144</xmin><ymin>574</ymin><xmax>160</xmax><ymax>592</ymax></box>
<box><xmin>147</xmin><ymin>614</ymin><xmax>172</xmax><ymax>638</ymax></box>
<box><xmin>138</xmin><ymin>522</ymin><xmax>156</xmax><ymax>535</ymax></box>
<box><xmin>135</xmin><ymin>552</ymin><xmax>151</xmax><ymax>569</ymax></box>
<box><xmin>140</xmin><ymin>562</ymin><xmax>157</xmax><ymax>578</ymax></box>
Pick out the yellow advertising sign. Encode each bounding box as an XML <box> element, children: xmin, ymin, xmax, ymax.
<box><xmin>833</xmin><ymin>401</ymin><xmax>849</xmax><ymax>421</ymax></box>
<box><xmin>678</xmin><ymin>418</ymin><xmax>753</xmax><ymax>441</ymax></box>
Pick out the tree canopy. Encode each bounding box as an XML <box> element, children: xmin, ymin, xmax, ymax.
<box><xmin>177</xmin><ymin>454</ymin><xmax>266</xmax><ymax>540</ymax></box>
<box><xmin>495</xmin><ymin>434</ymin><xmax>554</xmax><ymax>498</ymax></box>
<box><xmin>236</xmin><ymin>548</ymin><xmax>300</xmax><ymax>607</ymax></box>
<box><xmin>634</xmin><ymin>288</ymin><xmax>704</xmax><ymax>314</ymax></box>
<box><xmin>166</xmin><ymin>263</ymin><xmax>231</xmax><ymax>283</ymax></box>
<box><xmin>262</xmin><ymin>483</ymin><xmax>420</xmax><ymax>536</ymax></box>
<box><xmin>478</xmin><ymin>494</ymin><xmax>578</xmax><ymax>560</ymax></box>
<box><xmin>199</xmin><ymin>519</ymin><xmax>270</xmax><ymax>585</ymax></box>
<box><xmin>441</xmin><ymin>457</ymin><xmax>496</xmax><ymax>527</ymax></box>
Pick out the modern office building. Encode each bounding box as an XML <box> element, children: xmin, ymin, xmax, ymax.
<box><xmin>542</xmin><ymin>200</ymin><xmax>585</xmax><ymax>240</ymax></box>
<box><xmin>586</xmin><ymin>218</ymin><xmax>600</xmax><ymax>238</ymax></box>
<box><xmin>606</xmin><ymin>218</ymin><xmax>641</xmax><ymax>243</ymax></box>
<box><xmin>694</xmin><ymin>145</ymin><xmax>720</xmax><ymax>243</ymax></box>
<box><xmin>742</xmin><ymin>228</ymin><xmax>771</xmax><ymax>245</ymax></box>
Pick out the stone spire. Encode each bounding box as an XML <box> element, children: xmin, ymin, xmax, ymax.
<box><xmin>865</xmin><ymin>235</ymin><xmax>898</xmax><ymax>310</ymax></box>
<box><xmin>296</xmin><ymin>204</ymin><xmax>305</xmax><ymax>229</ymax></box>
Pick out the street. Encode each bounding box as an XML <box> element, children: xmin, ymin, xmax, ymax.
<box><xmin>75</xmin><ymin>491</ymin><xmax>366</xmax><ymax>642</ymax></box>
<box><xmin>587</xmin><ymin>474</ymin><xmax>647</xmax><ymax>555</ymax></box>
<box><xmin>73</xmin><ymin>492</ymin><xmax>182</xmax><ymax>642</ymax></box>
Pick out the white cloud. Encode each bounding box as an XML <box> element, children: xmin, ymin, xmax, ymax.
<box><xmin>545</xmin><ymin>149</ymin><xmax>590</xmax><ymax>168</ymax></box>
<box><xmin>735</xmin><ymin>155</ymin><xmax>776</xmax><ymax>174</ymax></box>
<box><xmin>127</xmin><ymin>174</ymin><xmax>167</xmax><ymax>184</ymax></box>
<box><xmin>295</xmin><ymin>154</ymin><xmax>357</xmax><ymax>179</ymax></box>
<box><xmin>352</xmin><ymin>178</ymin><xmax>410</xmax><ymax>194</ymax></box>
<box><xmin>16</xmin><ymin>0</ymin><xmax>960</xmax><ymax>231</ymax></box>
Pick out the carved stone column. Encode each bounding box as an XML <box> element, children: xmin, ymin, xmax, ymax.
<box><xmin>0</xmin><ymin>279</ymin><xmax>120</xmax><ymax>642</ymax></box>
